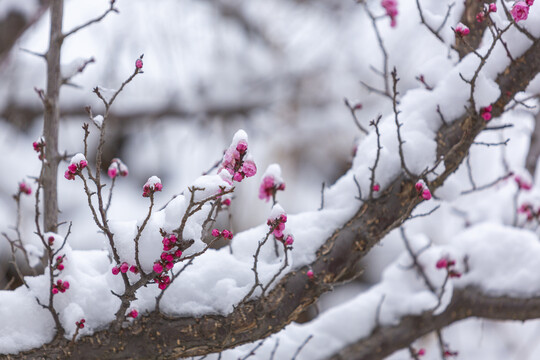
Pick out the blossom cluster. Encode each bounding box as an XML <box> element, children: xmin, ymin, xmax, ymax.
<box><xmin>218</xmin><ymin>130</ymin><xmax>257</xmax><ymax>184</ymax></box>
<box><xmin>52</xmin><ymin>279</ymin><xmax>70</xmax><ymax>294</ymax></box>
<box><xmin>142</xmin><ymin>176</ymin><xmax>163</xmax><ymax>197</ymax></box>
<box><xmin>32</xmin><ymin>137</ymin><xmax>46</xmax><ymax>160</ymax></box>
<box><xmin>381</xmin><ymin>0</ymin><xmax>398</xmax><ymax>27</ymax></box>
<box><xmin>476</xmin><ymin>2</ymin><xmax>497</xmax><ymax>22</ymax></box>
<box><xmin>64</xmin><ymin>153</ymin><xmax>88</xmax><ymax>180</ymax></box>
<box><xmin>75</xmin><ymin>319</ymin><xmax>86</xmax><ymax>329</ymax></box>
<box><xmin>108</xmin><ymin>158</ymin><xmax>129</xmax><ymax>179</ymax></box>
<box><xmin>18</xmin><ymin>181</ymin><xmax>32</xmax><ymax>195</ymax></box>
<box><xmin>267</xmin><ymin>205</ymin><xmax>294</xmax><ymax>246</ymax></box>
<box><xmin>259</xmin><ymin>164</ymin><xmax>286</xmax><ymax>202</ymax></box>
<box><xmin>211</xmin><ymin>228</ymin><xmax>234</xmax><ymax>240</ymax></box>
<box><xmin>152</xmin><ymin>234</ymin><xmax>184</xmax><ymax>289</ymax></box>
<box><xmin>111</xmin><ymin>262</ymin><xmax>139</xmax><ymax>275</ymax></box>
<box><xmin>54</xmin><ymin>255</ymin><xmax>65</xmax><ymax>271</ymax></box>
<box><xmin>415</xmin><ymin>180</ymin><xmax>432</xmax><ymax>200</ymax></box>
<box><xmin>518</xmin><ymin>203</ymin><xmax>539</xmax><ymax>222</ymax></box>
<box><xmin>436</xmin><ymin>257</ymin><xmax>461</xmax><ymax>278</ymax></box>
<box><xmin>480</xmin><ymin>105</ymin><xmax>492</xmax><ymax>121</ymax></box>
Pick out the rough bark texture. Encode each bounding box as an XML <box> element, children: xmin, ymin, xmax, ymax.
<box><xmin>4</xmin><ymin>37</ymin><xmax>539</xmax><ymax>360</ymax></box>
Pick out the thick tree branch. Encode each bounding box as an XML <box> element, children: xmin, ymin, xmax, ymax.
<box><xmin>329</xmin><ymin>287</ymin><xmax>540</xmax><ymax>360</ymax></box>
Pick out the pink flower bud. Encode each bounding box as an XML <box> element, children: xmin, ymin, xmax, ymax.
<box><xmin>285</xmin><ymin>235</ymin><xmax>294</xmax><ymax>245</ymax></box>
<box><xmin>222</xmin><ymin>229</ymin><xmax>231</xmax><ymax>239</ymax></box>
<box><xmin>455</xmin><ymin>23</ymin><xmax>470</xmax><ymax>37</ymax></box>
<box><xmin>48</xmin><ymin>236</ymin><xmax>55</xmax><ymax>246</ymax></box>
<box><xmin>222</xmin><ymin>198</ymin><xmax>231</xmax><ymax>206</ymax></box>
<box><xmin>307</xmin><ymin>270</ymin><xmax>314</xmax><ymax>279</ymax></box>
<box><xmin>135</xmin><ymin>59</ymin><xmax>143</xmax><ymax>69</ymax></box>
<box><xmin>174</xmin><ymin>250</ymin><xmax>182</xmax><ymax>258</ymax></box>
<box><xmin>112</xmin><ymin>267</ymin><xmax>120</xmax><ymax>275</ymax></box>
<box><xmin>212</xmin><ymin>229</ymin><xmax>220</xmax><ymax>237</ymax></box>
<box><xmin>130</xmin><ymin>309</ymin><xmax>138</xmax><ymax>318</ymax></box>
<box><xmin>373</xmin><ymin>184</ymin><xmax>380</xmax><ymax>192</ymax></box>
<box><xmin>489</xmin><ymin>3</ymin><xmax>497</xmax><ymax>12</ymax></box>
<box><xmin>482</xmin><ymin>112</ymin><xmax>492</xmax><ymax>121</ymax></box>
<box><xmin>63</xmin><ymin>281</ymin><xmax>70</xmax><ymax>289</ymax></box>
<box><xmin>153</xmin><ymin>263</ymin><xmax>163</xmax><ymax>273</ymax></box>
<box><xmin>415</xmin><ymin>182</ymin><xmax>424</xmax><ymax>192</ymax></box>
<box><xmin>476</xmin><ymin>11</ymin><xmax>485</xmax><ymax>22</ymax></box>
<box><xmin>57</xmin><ymin>264</ymin><xmax>64</xmax><ymax>271</ymax></box>
<box><xmin>120</xmin><ymin>262</ymin><xmax>129</xmax><ymax>273</ymax></box>
<box><xmin>165</xmin><ymin>262</ymin><xmax>174</xmax><ymax>270</ymax></box>
<box><xmin>417</xmin><ymin>348</ymin><xmax>426</xmax><ymax>356</ymax></box>
<box><xmin>436</xmin><ymin>258</ymin><xmax>448</xmax><ymax>269</ymax></box>
<box><xmin>422</xmin><ymin>188</ymin><xmax>432</xmax><ymax>200</ymax></box>
<box><xmin>129</xmin><ymin>265</ymin><xmax>139</xmax><ymax>274</ymax></box>
<box><xmin>233</xmin><ymin>172</ymin><xmax>244</xmax><ymax>182</ymax></box>
<box><xmin>527</xmin><ymin>0</ymin><xmax>534</xmax><ymax>5</ymax></box>
<box><xmin>236</xmin><ymin>140</ymin><xmax>248</xmax><ymax>153</ymax></box>
<box><xmin>108</xmin><ymin>167</ymin><xmax>118</xmax><ymax>179</ymax></box>
<box><xmin>52</xmin><ymin>288</ymin><xmax>59</xmax><ymax>294</ymax></box>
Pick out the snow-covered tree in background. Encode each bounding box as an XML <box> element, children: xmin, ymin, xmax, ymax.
<box><xmin>1</xmin><ymin>0</ymin><xmax>540</xmax><ymax>359</ymax></box>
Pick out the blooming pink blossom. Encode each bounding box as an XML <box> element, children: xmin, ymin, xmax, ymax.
<box><xmin>454</xmin><ymin>23</ymin><xmax>470</xmax><ymax>37</ymax></box>
<box><xmin>511</xmin><ymin>1</ymin><xmax>530</xmax><ymax>22</ymax></box>
<box><xmin>489</xmin><ymin>3</ymin><xmax>497</xmax><ymax>12</ymax></box>
<box><xmin>242</xmin><ymin>161</ymin><xmax>257</xmax><ymax>177</ymax></box>
<box><xmin>175</xmin><ymin>250</ymin><xmax>182</xmax><ymax>258</ymax></box>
